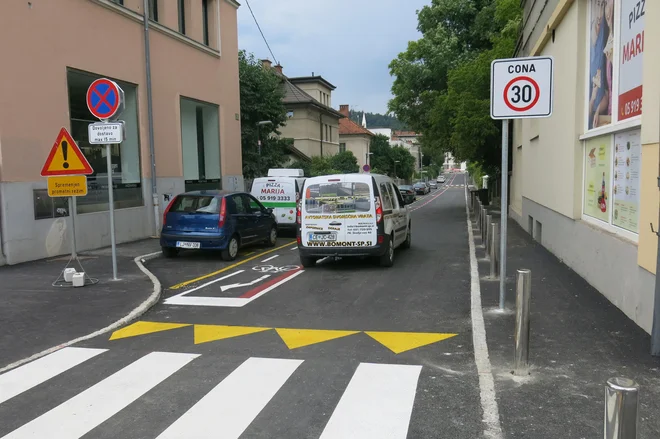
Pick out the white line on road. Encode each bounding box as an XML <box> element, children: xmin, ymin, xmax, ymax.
<box><xmin>291</xmin><ymin>246</ymin><xmax>298</xmax><ymax>250</ymax></box>
<box><xmin>165</xmin><ymin>270</ymin><xmax>243</xmax><ymax>300</ymax></box>
<box><xmin>156</xmin><ymin>357</ymin><xmax>303</xmax><ymax>439</ymax></box>
<box><xmin>261</xmin><ymin>254</ymin><xmax>279</xmax><ymax>262</ymax></box>
<box><xmin>3</xmin><ymin>352</ymin><xmax>199</xmax><ymax>439</ymax></box>
<box><xmin>319</xmin><ymin>363</ymin><xmax>421</xmax><ymax>439</ymax></box>
<box><xmin>0</xmin><ymin>347</ymin><xmax>107</xmax><ymax>405</ymax></box>
<box><xmin>464</xmin><ymin>184</ymin><xmax>503</xmax><ymax>439</ymax></box>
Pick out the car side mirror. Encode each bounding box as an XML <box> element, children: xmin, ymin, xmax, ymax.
<box><xmin>265</xmin><ymin>208</ymin><xmax>274</xmax><ymax>215</ymax></box>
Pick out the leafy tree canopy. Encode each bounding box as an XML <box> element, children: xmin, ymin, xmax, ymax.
<box><xmin>388</xmin><ymin>0</ymin><xmax>521</xmax><ymax>174</ymax></box>
<box><xmin>288</xmin><ymin>151</ymin><xmax>360</xmax><ymax>177</ymax></box>
<box><xmin>239</xmin><ymin>50</ymin><xmax>292</xmax><ymax>179</ymax></box>
<box><xmin>369</xmin><ymin>134</ymin><xmax>416</xmax><ymax>180</ymax></box>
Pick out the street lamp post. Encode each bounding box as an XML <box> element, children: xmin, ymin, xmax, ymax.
<box><xmin>394</xmin><ymin>160</ymin><xmax>400</xmax><ymax>180</ymax></box>
<box><xmin>366</xmin><ymin>152</ymin><xmax>374</xmax><ymax>170</ymax></box>
<box><xmin>256</xmin><ymin>120</ymin><xmax>273</xmax><ymax>155</ymax></box>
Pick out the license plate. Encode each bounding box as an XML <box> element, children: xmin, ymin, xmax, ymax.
<box><xmin>176</xmin><ymin>241</ymin><xmax>200</xmax><ymax>249</ymax></box>
<box><xmin>309</xmin><ymin>233</ymin><xmax>337</xmax><ymax>241</ymax></box>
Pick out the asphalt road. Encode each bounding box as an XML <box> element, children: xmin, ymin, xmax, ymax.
<box><xmin>0</xmin><ymin>173</ymin><xmax>481</xmax><ymax>439</ymax></box>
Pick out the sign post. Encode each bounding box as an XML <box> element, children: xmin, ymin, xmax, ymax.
<box><xmin>86</xmin><ymin>78</ymin><xmax>125</xmax><ymax>281</ymax></box>
<box><xmin>491</xmin><ymin>56</ymin><xmax>554</xmax><ymax>309</ymax></box>
<box><xmin>41</xmin><ymin>127</ymin><xmax>96</xmax><ymax>286</ymax></box>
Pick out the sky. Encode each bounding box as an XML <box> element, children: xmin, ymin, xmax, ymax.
<box><xmin>237</xmin><ymin>0</ymin><xmax>431</xmax><ymax>114</ymax></box>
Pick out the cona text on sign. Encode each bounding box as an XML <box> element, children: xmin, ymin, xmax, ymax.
<box><xmin>490</xmin><ymin>56</ymin><xmax>554</xmax><ymax>119</ymax></box>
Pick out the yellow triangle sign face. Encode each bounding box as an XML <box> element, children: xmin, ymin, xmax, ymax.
<box><xmin>276</xmin><ymin>328</ymin><xmax>359</xmax><ymax>349</ymax></box>
<box><xmin>194</xmin><ymin>325</ymin><xmax>271</xmax><ymax>345</ymax></box>
<box><xmin>109</xmin><ymin>321</ymin><xmax>191</xmax><ymax>341</ymax></box>
<box><xmin>41</xmin><ymin>127</ymin><xmax>94</xmax><ymax>176</ymax></box>
<box><xmin>365</xmin><ymin>331</ymin><xmax>458</xmax><ymax>354</ymax></box>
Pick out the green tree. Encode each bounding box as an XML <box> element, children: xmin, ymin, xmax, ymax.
<box><xmin>239</xmin><ymin>50</ymin><xmax>291</xmax><ymax>179</ymax></box>
<box><xmin>369</xmin><ymin>134</ymin><xmax>416</xmax><ymax>179</ymax></box>
<box><xmin>390</xmin><ymin>146</ymin><xmax>416</xmax><ymax>180</ymax></box>
<box><xmin>329</xmin><ymin>151</ymin><xmax>360</xmax><ymax>174</ymax></box>
<box><xmin>388</xmin><ymin>0</ymin><xmax>521</xmax><ymax>174</ymax></box>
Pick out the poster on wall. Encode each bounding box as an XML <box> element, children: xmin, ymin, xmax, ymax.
<box><xmin>584</xmin><ymin>135</ymin><xmax>611</xmax><ymax>222</ymax></box>
<box><xmin>613</xmin><ymin>129</ymin><xmax>641</xmax><ymax>233</ymax></box>
<box><xmin>588</xmin><ymin>0</ymin><xmax>615</xmax><ymax>130</ymax></box>
<box><xmin>618</xmin><ymin>0</ymin><xmax>644</xmax><ymax>121</ymax></box>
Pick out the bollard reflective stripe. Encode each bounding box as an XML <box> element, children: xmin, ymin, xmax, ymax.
<box><xmin>604</xmin><ymin>377</ymin><xmax>639</xmax><ymax>439</ymax></box>
<box><xmin>490</xmin><ymin>223</ymin><xmax>499</xmax><ymax>278</ymax></box>
<box><xmin>514</xmin><ymin>269</ymin><xmax>531</xmax><ymax>373</ymax></box>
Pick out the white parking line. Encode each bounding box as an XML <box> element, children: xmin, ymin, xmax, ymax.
<box><xmin>261</xmin><ymin>255</ymin><xmax>279</xmax><ymax>263</ymax></box>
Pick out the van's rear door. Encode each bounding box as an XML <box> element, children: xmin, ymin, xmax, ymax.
<box><xmin>251</xmin><ymin>178</ymin><xmax>297</xmax><ymax>225</ymax></box>
<box><xmin>301</xmin><ymin>177</ymin><xmax>376</xmax><ymax>248</ymax></box>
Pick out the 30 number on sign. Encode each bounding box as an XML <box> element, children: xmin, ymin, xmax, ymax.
<box><xmin>504</xmin><ymin>76</ymin><xmax>540</xmax><ymax>112</ymax></box>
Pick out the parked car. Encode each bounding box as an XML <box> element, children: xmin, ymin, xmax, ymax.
<box><xmin>298</xmin><ymin>174</ymin><xmax>412</xmax><ymax>268</ymax></box>
<box><xmin>413</xmin><ymin>181</ymin><xmax>430</xmax><ymax>195</ymax></box>
<box><xmin>437</xmin><ymin>175</ymin><xmax>446</xmax><ymax>184</ymax></box>
<box><xmin>398</xmin><ymin>185</ymin><xmax>416</xmax><ymax>204</ymax></box>
<box><xmin>160</xmin><ymin>190</ymin><xmax>278</xmax><ymax>260</ymax></box>
<box><xmin>428</xmin><ymin>180</ymin><xmax>438</xmax><ymax>190</ymax></box>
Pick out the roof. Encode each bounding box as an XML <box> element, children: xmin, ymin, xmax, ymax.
<box><xmin>280</xmin><ymin>79</ymin><xmax>343</xmax><ymax>118</ymax></box>
<box><xmin>181</xmin><ymin>190</ymin><xmax>243</xmax><ymax>197</ymax></box>
<box><xmin>288</xmin><ymin>76</ymin><xmax>337</xmax><ymax>90</ymax></box>
<box><xmin>339</xmin><ymin>116</ymin><xmax>374</xmax><ymax>136</ymax></box>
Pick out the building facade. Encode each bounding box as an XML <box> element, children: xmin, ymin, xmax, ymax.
<box><xmin>338</xmin><ymin>105</ymin><xmax>374</xmax><ymax>170</ymax></box>
<box><xmin>510</xmin><ymin>0</ymin><xmax>656</xmax><ymax>334</ymax></box>
<box><xmin>0</xmin><ymin>0</ymin><xmax>243</xmax><ymax>265</ymax></box>
<box><xmin>271</xmin><ymin>64</ymin><xmax>343</xmax><ymax>160</ymax></box>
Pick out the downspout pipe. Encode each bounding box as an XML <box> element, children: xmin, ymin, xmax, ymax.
<box><xmin>143</xmin><ymin>0</ymin><xmax>160</xmax><ymax>236</ymax></box>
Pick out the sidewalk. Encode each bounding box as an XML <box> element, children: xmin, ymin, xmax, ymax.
<box><xmin>472</xmin><ymin>209</ymin><xmax>660</xmax><ymax>438</ymax></box>
<box><xmin>0</xmin><ymin>239</ymin><xmax>161</xmax><ymax>370</ymax></box>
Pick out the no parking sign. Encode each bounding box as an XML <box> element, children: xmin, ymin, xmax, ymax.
<box><xmin>490</xmin><ymin>56</ymin><xmax>554</xmax><ymax>119</ymax></box>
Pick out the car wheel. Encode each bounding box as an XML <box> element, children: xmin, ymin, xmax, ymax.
<box><xmin>300</xmin><ymin>254</ymin><xmax>317</xmax><ymax>268</ymax></box>
<box><xmin>401</xmin><ymin>225</ymin><xmax>412</xmax><ymax>249</ymax></box>
<box><xmin>162</xmin><ymin>247</ymin><xmax>179</xmax><ymax>258</ymax></box>
<box><xmin>379</xmin><ymin>235</ymin><xmax>395</xmax><ymax>267</ymax></box>
<box><xmin>221</xmin><ymin>235</ymin><xmax>240</xmax><ymax>261</ymax></box>
<box><xmin>265</xmin><ymin>226</ymin><xmax>277</xmax><ymax>247</ymax></box>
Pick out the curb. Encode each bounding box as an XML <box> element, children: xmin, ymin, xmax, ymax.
<box><xmin>0</xmin><ymin>250</ymin><xmax>163</xmax><ymax>374</ymax></box>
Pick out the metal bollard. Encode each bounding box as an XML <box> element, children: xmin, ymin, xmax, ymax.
<box><xmin>490</xmin><ymin>222</ymin><xmax>499</xmax><ymax>278</ymax></box>
<box><xmin>514</xmin><ymin>269</ymin><xmax>531</xmax><ymax>373</ymax></box>
<box><xmin>477</xmin><ymin>202</ymin><xmax>482</xmax><ymax>227</ymax></box>
<box><xmin>604</xmin><ymin>377</ymin><xmax>639</xmax><ymax>439</ymax></box>
<box><xmin>486</xmin><ymin>215</ymin><xmax>493</xmax><ymax>255</ymax></box>
<box><xmin>482</xmin><ymin>208</ymin><xmax>487</xmax><ymax>242</ymax></box>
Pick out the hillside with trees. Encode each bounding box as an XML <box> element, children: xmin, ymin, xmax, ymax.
<box><xmin>347</xmin><ymin>110</ymin><xmax>407</xmax><ymax>130</ymax></box>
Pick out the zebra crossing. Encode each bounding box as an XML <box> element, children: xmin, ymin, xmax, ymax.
<box><xmin>0</xmin><ymin>347</ymin><xmax>423</xmax><ymax>439</ymax></box>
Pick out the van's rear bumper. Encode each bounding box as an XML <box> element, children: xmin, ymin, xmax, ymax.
<box><xmin>298</xmin><ymin>244</ymin><xmax>386</xmax><ymax>258</ymax></box>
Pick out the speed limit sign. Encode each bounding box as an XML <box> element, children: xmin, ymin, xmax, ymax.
<box><xmin>490</xmin><ymin>56</ymin><xmax>554</xmax><ymax>119</ymax></box>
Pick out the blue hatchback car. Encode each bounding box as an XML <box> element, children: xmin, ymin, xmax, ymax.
<box><xmin>160</xmin><ymin>190</ymin><xmax>278</xmax><ymax>260</ymax></box>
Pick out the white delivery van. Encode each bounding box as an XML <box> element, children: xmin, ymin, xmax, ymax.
<box><xmin>297</xmin><ymin>174</ymin><xmax>412</xmax><ymax>268</ymax></box>
<box><xmin>251</xmin><ymin>169</ymin><xmax>306</xmax><ymax>230</ymax></box>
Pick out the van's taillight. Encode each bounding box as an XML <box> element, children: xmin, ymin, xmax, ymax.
<box><xmin>162</xmin><ymin>196</ymin><xmax>177</xmax><ymax>226</ymax></box>
<box><xmin>375</xmin><ymin>197</ymin><xmax>383</xmax><ymax>223</ymax></box>
<box><xmin>296</xmin><ymin>200</ymin><xmax>302</xmax><ymax>224</ymax></box>
<box><xmin>218</xmin><ymin>197</ymin><xmax>227</xmax><ymax>228</ymax></box>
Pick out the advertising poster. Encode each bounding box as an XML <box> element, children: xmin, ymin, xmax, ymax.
<box><xmin>618</xmin><ymin>0</ymin><xmax>644</xmax><ymax>121</ymax></box>
<box><xmin>613</xmin><ymin>129</ymin><xmax>641</xmax><ymax>233</ymax></box>
<box><xmin>588</xmin><ymin>0</ymin><xmax>615</xmax><ymax>129</ymax></box>
<box><xmin>584</xmin><ymin>136</ymin><xmax>611</xmax><ymax>221</ymax></box>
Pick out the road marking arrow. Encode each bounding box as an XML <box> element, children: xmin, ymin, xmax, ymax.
<box><xmin>220</xmin><ymin>275</ymin><xmax>271</xmax><ymax>292</ymax></box>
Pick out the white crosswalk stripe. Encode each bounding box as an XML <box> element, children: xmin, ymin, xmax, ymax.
<box><xmin>0</xmin><ymin>348</ymin><xmax>422</xmax><ymax>439</ymax></box>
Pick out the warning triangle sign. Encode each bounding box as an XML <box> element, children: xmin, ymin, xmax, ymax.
<box><xmin>41</xmin><ymin>127</ymin><xmax>94</xmax><ymax>176</ymax></box>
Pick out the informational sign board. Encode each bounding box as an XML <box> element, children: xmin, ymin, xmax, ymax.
<box><xmin>47</xmin><ymin>175</ymin><xmax>88</xmax><ymax>197</ymax></box>
<box><xmin>88</xmin><ymin>122</ymin><xmax>124</xmax><ymax>144</ymax></box>
<box><xmin>490</xmin><ymin>56</ymin><xmax>554</xmax><ymax>119</ymax></box>
<box><xmin>86</xmin><ymin>78</ymin><xmax>125</xmax><ymax>121</ymax></box>
<box><xmin>40</xmin><ymin>127</ymin><xmax>94</xmax><ymax>177</ymax></box>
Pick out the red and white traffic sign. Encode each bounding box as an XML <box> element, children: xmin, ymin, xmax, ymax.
<box><xmin>490</xmin><ymin>56</ymin><xmax>553</xmax><ymax>119</ymax></box>
<box><xmin>86</xmin><ymin>78</ymin><xmax>125</xmax><ymax>121</ymax></box>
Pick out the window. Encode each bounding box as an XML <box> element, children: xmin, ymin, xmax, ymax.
<box><xmin>326</xmin><ymin>125</ymin><xmax>329</xmax><ymax>142</ymax></box>
<box><xmin>178</xmin><ymin>0</ymin><xmax>186</xmax><ymax>34</ymax></box>
<box><xmin>586</xmin><ymin>0</ymin><xmax>645</xmax><ymax>131</ymax></box>
<box><xmin>245</xmin><ymin>195</ymin><xmax>263</xmax><ymax>213</ymax></box>
<box><xmin>33</xmin><ymin>190</ymin><xmax>70</xmax><ymax>220</ymax></box>
<box><xmin>111</xmin><ymin>0</ymin><xmax>124</xmax><ymax>5</ymax></box>
<box><xmin>170</xmin><ymin>195</ymin><xmax>218</xmax><ymax>213</ymax></box>
<box><xmin>582</xmin><ymin>128</ymin><xmax>641</xmax><ymax>236</ymax></box>
<box><xmin>388</xmin><ymin>183</ymin><xmax>400</xmax><ymax>209</ymax></box>
<box><xmin>231</xmin><ymin>195</ymin><xmax>247</xmax><ymax>214</ymax></box>
<box><xmin>149</xmin><ymin>0</ymin><xmax>158</xmax><ymax>21</ymax></box>
<box><xmin>202</xmin><ymin>0</ymin><xmax>210</xmax><ymax>45</ymax></box>
<box><xmin>339</xmin><ymin>143</ymin><xmax>346</xmax><ymax>153</ymax></box>
<box><xmin>67</xmin><ymin>69</ymin><xmax>143</xmax><ymax>214</ymax></box>
<box><xmin>379</xmin><ymin>183</ymin><xmax>393</xmax><ymax>211</ymax></box>
<box><xmin>304</xmin><ymin>182</ymin><xmax>372</xmax><ymax>213</ymax></box>
<box><xmin>180</xmin><ymin>97</ymin><xmax>221</xmax><ymax>191</ymax></box>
